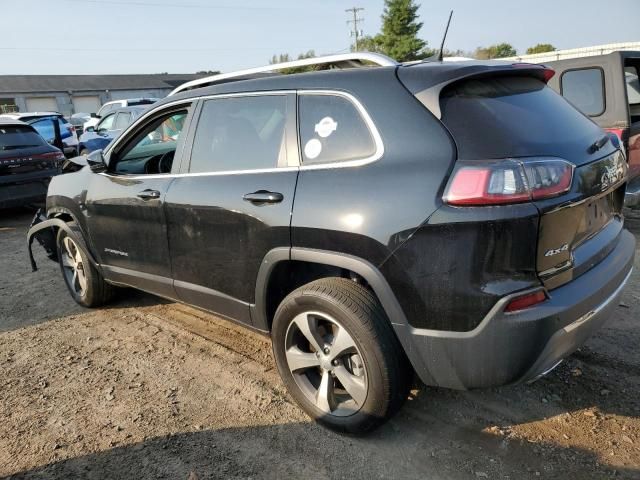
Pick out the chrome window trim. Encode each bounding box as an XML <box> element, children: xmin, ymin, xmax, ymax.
<box><xmin>100</xmin><ymin>89</ymin><xmax>384</xmax><ymax>180</ymax></box>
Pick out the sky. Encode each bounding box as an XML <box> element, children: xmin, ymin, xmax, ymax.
<box><xmin>1</xmin><ymin>0</ymin><xmax>638</xmax><ymax>75</ymax></box>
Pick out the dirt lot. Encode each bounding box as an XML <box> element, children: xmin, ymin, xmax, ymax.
<box><xmin>1</xmin><ymin>207</ymin><xmax>639</xmax><ymax>480</ymax></box>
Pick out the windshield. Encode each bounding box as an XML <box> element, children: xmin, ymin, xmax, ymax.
<box><xmin>0</xmin><ymin>125</ymin><xmax>46</xmax><ymax>150</ymax></box>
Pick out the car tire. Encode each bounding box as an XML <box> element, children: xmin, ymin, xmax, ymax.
<box><xmin>56</xmin><ymin>222</ymin><xmax>114</xmax><ymax>307</ymax></box>
<box><xmin>272</xmin><ymin>277</ymin><xmax>411</xmax><ymax>434</ymax></box>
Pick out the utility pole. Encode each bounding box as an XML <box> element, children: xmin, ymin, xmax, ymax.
<box><xmin>345</xmin><ymin>7</ymin><xmax>364</xmax><ymax>51</ymax></box>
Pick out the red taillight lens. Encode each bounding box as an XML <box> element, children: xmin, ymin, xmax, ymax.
<box><xmin>39</xmin><ymin>151</ymin><xmax>66</xmax><ymax>161</ymax></box>
<box><xmin>604</xmin><ymin>128</ymin><xmax>626</xmax><ymax>144</ymax></box>
<box><xmin>444</xmin><ymin>159</ymin><xmax>573</xmax><ymax>206</ymax></box>
<box><xmin>504</xmin><ymin>290</ymin><xmax>547</xmax><ymax>313</ymax></box>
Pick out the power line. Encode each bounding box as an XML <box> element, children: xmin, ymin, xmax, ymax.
<box><xmin>345</xmin><ymin>7</ymin><xmax>364</xmax><ymax>52</ymax></box>
<box><xmin>62</xmin><ymin>0</ymin><xmax>294</xmax><ymax>10</ymax></box>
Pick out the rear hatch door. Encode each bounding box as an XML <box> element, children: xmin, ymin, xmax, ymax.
<box><xmin>421</xmin><ymin>70</ymin><xmax>626</xmax><ymax>290</ymax></box>
<box><xmin>0</xmin><ymin>124</ymin><xmax>62</xmax><ymax>182</ymax></box>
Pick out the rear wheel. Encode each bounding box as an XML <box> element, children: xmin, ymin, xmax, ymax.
<box><xmin>57</xmin><ymin>223</ymin><xmax>113</xmax><ymax>307</ymax></box>
<box><xmin>272</xmin><ymin>278</ymin><xmax>411</xmax><ymax>434</ymax></box>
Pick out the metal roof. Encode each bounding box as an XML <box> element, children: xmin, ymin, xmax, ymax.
<box><xmin>0</xmin><ymin>74</ymin><xmax>208</xmax><ymax>94</ymax></box>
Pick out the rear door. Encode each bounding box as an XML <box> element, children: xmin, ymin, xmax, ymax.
<box><xmin>165</xmin><ymin>92</ymin><xmax>298</xmax><ymax>326</ymax></box>
<box><xmin>84</xmin><ymin>103</ymin><xmax>193</xmax><ymax>297</ymax></box>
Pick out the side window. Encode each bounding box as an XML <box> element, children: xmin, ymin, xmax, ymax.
<box><xmin>299</xmin><ymin>94</ymin><xmax>376</xmax><ymax>165</ymax></box>
<box><xmin>29</xmin><ymin>119</ymin><xmax>55</xmax><ymax>142</ymax></box>
<box><xmin>98</xmin><ymin>113</ymin><xmax>116</xmax><ymax>131</ymax></box>
<box><xmin>625</xmin><ymin>66</ymin><xmax>640</xmax><ymax>106</ymax></box>
<box><xmin>561</xmin><ymin>68</ymin><xmax>605</xmax><ymax>116</ymax></box>
<box><xmin>113</xmin><ymin>112</ymin><xmax>132</xmax><ymax>130</ymax></box>
<box><xmin>190</xmin><ymin>95</ymin><xmax>287</xmax><ymax>173</ymax></box>
<box><xmin>110</xmin><ymin>110</ymin><xmax>187</xmax><ymax>175</ymax></box>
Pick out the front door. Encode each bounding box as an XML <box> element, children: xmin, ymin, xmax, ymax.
<box><xmin>85</xmin><ymin>104</ymin><xmax>193</xmax><ymax>298</ymax></box>
<box><xmin>165</xmin><ymin>93</ymin><xmax>298</xmax><ymax>325</ymax></box>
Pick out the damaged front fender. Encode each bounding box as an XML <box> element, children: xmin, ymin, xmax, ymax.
<box><xmin>27</xmin><ymin>210</ymin><xmax>100</xmax><ymax>273</ymax></box>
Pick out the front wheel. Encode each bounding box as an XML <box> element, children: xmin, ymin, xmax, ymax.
<box><xmin>272</xmin><ymin>278</ymin><xmax>411</xmax><ymax>434</ymax></box>
<box><xmin>57</xmin><ymin>223</ymin><xmax>113</xmax><ymax>307</ymax></box>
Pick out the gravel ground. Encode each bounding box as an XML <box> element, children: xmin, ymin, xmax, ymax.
<box><xmin>1</xmin><ymin>207</ymin><xmax>639</xmax><ymax>480</ymax></box>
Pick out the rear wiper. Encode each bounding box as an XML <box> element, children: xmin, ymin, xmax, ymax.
<box><xmin>588</xmin><ymin>135</ymin><xmax>610</xmax><ymax>154</ymax></box>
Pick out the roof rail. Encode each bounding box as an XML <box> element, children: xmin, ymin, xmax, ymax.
<box><xmin>168</xmin><ymin>52</ymin><xmax>398</xmax><ymax>96</ymax></box>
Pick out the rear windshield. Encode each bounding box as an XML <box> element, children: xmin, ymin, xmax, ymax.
<box><xmin>440</xmin><ymin>76</ymin><xmax>602</xmax><ymax>160</ymax></box>
<box><xmin>0</xmin><ymin>125</ymin><xmax>46</xmax><ymax>150</ymax></box>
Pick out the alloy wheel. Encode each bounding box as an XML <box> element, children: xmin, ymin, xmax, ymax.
<box><xmin>284</xmin><ymin>311</ymin><xmax>368</xmax><ymax>417</ymax></box>
<box><xmin>61</xmin><ymin>236</ymin><xmax>87</xmax><ymax>297</ymax></box>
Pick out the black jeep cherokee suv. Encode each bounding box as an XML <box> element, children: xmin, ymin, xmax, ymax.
<box><xmin>28</xmin><ymin>55</ymin><xmax>636</xmax><ymax>433</ymax></box>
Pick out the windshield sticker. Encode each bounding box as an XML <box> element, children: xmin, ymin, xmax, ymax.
<box><xmin>304</xmin><ymin>138</ymin><xmax>322</xmax><ymax>159</ymax></box>
<box><xmin>314</xmin><ymin>117</ymin><xmax>338</xmax><ymax>138</ymax></box>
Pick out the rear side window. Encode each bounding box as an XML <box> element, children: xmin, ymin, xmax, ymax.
<box><xmin>114</xmin><ymin>112</ymin><xmax>132</xmax><ymax>130</ymax></box>
<box><xmin>625</xmin><ymin>65</ymin><xmax>640</xmax><ymax>106</ymax></box>
<box><xmin>190</xmin><ymin>95</ymin><xmax>287</xmax><ymax>173</ymax></box>
<box><xmin>561</xmin><ymin>68</ymin><xmax>605</xmax><ymax>116</ymax></box>
<box><xmin>0</xmin><ymin>125</ymin><xmax>46</xmax><ymax>149</ymax></box>
<box><xmin>29</xmin><ymin>119</ymin><xmax>55</xmax><ymax>142</ymax></box>
<box><xmin>440</xmin><ymin>76</ymin><xmax>602</xmax><ymax>160</ymax></box>
<box><xmin>299</xmin><ymin>94</ymin><xmax>376</xmax><ymax>164</ymax></box>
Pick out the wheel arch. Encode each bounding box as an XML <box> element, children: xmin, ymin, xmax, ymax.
<box><xmin>252</xmin><ymin>247</ymin><xmax>410</xmax><ymax>333</ymax></box>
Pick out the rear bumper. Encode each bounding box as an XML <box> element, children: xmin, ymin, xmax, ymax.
<box><xmin>624</xmin><ymin>176</ymin><xmax>640</xmax><ymax>209</ymax></box>
<box><xmin>0</xmin><ymin>181</ymin><xmax>48</xmax><ymax>209</ymax></box>
<box><xmin>394</xmin><ymin>228</ymin><xmax>636</xmax><ymax>390</ymax></box>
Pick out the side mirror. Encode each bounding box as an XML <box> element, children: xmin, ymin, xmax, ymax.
<box><xmin>85</xmin><ymin>126</ymin><xmax>95</xmax><ymax>133</ymax></box>
<box><xmin>86</xmin><ymin>149</ymin><xmax>107</xmax><ymax>173</ymax></box>
<box><xmin>91</xmin><ymin>113</ymin><xmax>100</xmax><ymax>119</ymax></box>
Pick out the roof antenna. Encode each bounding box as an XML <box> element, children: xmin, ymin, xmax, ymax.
<box><xmin>428</xmin><ymin>10</ymin><xmax>453</xmax><ymax>62</ymax></box>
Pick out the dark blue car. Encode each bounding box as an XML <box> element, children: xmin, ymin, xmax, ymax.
<box><xmin>78</xmin><ymin>106</ymin><xmax>148</xmax><ymax>155</ymax></box>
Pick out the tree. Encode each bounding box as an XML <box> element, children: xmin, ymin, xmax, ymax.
<box><xmin>352</xmin><ymin>35</ymin><xmax>384</xmax><ymax>54</ymax></box>
<box><xmin>374</xmin><ymin>0</ymin><xmax>431</xmax><ymax>61</ymax></box>
<box><xmin>474</xmin><ymin>43</ymin><xmax>517</xmax><ymax>59</ymax></box>
<box><xmin>526</xmin><ymin>43</ymin><xmax>556</xmax><ymax>55</ymax></box>
<box><xmin>269</xmin><ymin>50</ymin><xmax>319</xmax><ymax>73</ymax></box>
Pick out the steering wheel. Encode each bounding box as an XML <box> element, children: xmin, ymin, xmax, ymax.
<box><xmin>158</xmin><ymin>150</ymin><xmax>175</xmax><ymax>173</ymax></box>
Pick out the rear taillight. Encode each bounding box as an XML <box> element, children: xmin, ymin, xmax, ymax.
<box><xmin>444</xmin><ymin>158</ymin><xmax>574</xmax><ymax>206</ymax></box>
<box><xmin>604</xmin><ymin>128</ymin><xmax>626</xmax><ymax>144</ymax></box>
<box><xmin>39</xmin><ymin>151</ymin><xmax>66</xmax><ymax>161</ymax></box>
<box><xmin>504</xmin><ymin>290</ymin><xmax>547</xmax><ymax>313</ymax></box>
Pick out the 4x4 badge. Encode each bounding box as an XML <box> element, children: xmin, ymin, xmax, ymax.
<box><xmin>544</xmin><ymin>243</ymin><xmax>569</xmax><ymax>257</ymax></box>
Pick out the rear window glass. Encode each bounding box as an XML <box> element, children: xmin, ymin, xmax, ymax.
<box><xmin>440</xmin><ymin>76</ymin><xmax>602</xmax><ymax>160</ymax></box>
<box><xmin>561</xmin><ymin>68</ymin><xmax>605</xmax><ymax>116</ymax></box>
<box><xmin>0</xmin><ymin>125</ymin><xmax>46</xmax><ymax>150</ymax></box>
<box><xmin>299</xmin><ymin>94</ymin><xmax>376</xmax><ymax>164</ymax></box>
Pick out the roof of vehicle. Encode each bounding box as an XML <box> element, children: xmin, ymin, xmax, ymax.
<box><xmin>0</xmin><ymin>111</ymin><xmax>64</xmax><ymax>119</ymax></box>
<box><xmin>160</xmin><ymin>59</ymin><xmax>552</xmax><ymax>110</ymax></box>
<box><xmin>101</xmin><ymin>98</ymin><xmax>159</xmax><ymax>107</ymax></box>
<box><xmin>0</xmin><ymin>117</ymin><xmax>34</xmax><ymax>128</ymax></box>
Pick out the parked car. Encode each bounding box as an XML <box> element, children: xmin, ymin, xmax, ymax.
<box><xmin>70</xmin><ymin>113</ymin><xmax>91</xmax><ymax>136</ymax></box>
<box><xmin>83</xmin><ymin>98</ymin><xmax>159</xmax><ymax>132</ymax></box>
<box><xmin>27</xmin><ymin>53</ymin><xmax>635</xmax><ymax>434</ymax></box>
<box><xmin>0</xmin><ymin>118</ymin><xmax>65</xmax><ymax>209</ymax></box>
<box><xmin>543</xmin><ymin>51</ymin><xmax>640</xmax><ymax>208</ymax></box>
<box><xmin>78</xmin><ymin>106</ymin><xmax>148</xmax><ymax>155</ymax></box>
<box><xmin>0</xmin><ymin>112</ymin><xmax>79</xmax><ymax>157</ymax></box>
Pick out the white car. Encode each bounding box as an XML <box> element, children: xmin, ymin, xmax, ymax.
<box><xmin>83</xmin><ymin>98</ymin><xmax>159</xmax><ymax>132</ymax></box>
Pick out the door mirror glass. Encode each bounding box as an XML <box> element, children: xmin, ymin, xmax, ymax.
<box><xmin>85</xmin><ymin>126</ymin><xmax>95</xmax><ymax>133</ymax></box>
<box><xmin>87</xmin><ymin>149</ymin><xmax>107</xmax><ymax>172</ymax></box>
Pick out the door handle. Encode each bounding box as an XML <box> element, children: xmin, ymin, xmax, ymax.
<box><xmin>243</xmin><ymin>190</ymin><xmax>284</xmax><ymax>204</ymax></box>
<box><xmin>137</xmin><ymin>189</ymin><xmax>161</xmax><ymax>200</ymax></box>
